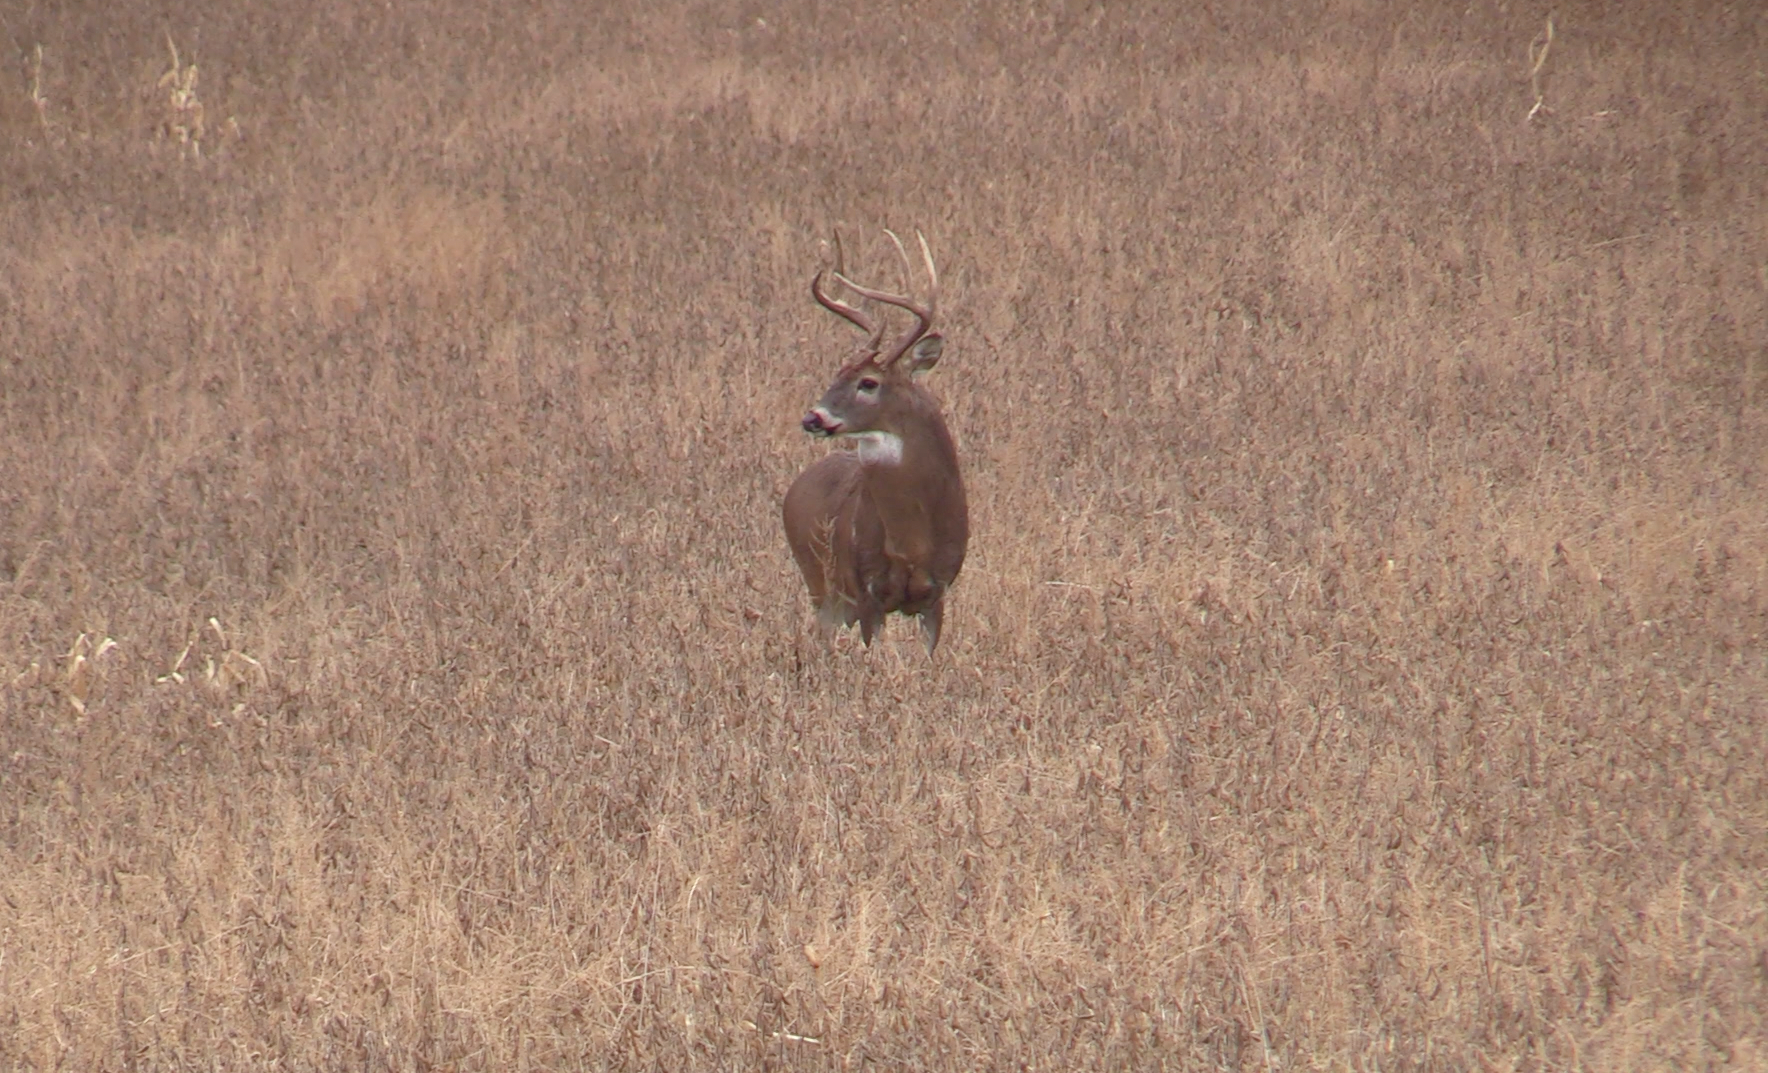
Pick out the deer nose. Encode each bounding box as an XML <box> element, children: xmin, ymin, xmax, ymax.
<box><xmin>802</xmin><ymin>409</ymin><xmax>841</xmax><ymax>435</ymax></box>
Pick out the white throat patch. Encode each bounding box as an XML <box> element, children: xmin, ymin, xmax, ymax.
<box><xmin>851</xmin><ymin>431</ymin><xmax>904</xmax><ymax>466</ymax></box>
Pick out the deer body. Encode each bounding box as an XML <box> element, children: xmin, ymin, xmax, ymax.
<box><xmin>782</xmin><ymin>232</ymin><xmax>968</xmax><ymax>653</ymax></box>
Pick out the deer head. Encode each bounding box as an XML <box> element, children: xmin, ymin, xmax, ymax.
<box><xmin>800</xmin><ymin>230</ymin><xmax>947</xmax><ymax>465</ymax></box>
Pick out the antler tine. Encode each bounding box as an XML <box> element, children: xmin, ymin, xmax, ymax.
<box><xmin>883</xmin><ymin>228</ymin><xmax>913</xmax><ymax>291</ymax></box>
<box><xmin>811</xmin><ymin>231</ymin><xmax>885</xmax><ymax>347</ymax></box>
<box><xmin>881</xmin><ymin>229</ymin><xmax>940</xmax><ymax>318</ymax></box>
<box><xmin>833</xmin><ymin>229</ymin><xmax>937</xmax><ymax>368</ymax></box>
<box><xmin>916</xmin><ymin>229</ymin><xmax>938</xmax><ymax>320</ymax></box>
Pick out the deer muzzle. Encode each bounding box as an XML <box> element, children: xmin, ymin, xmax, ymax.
<box><xmin>802</xmin><ymin>408</ymin><xmax>842</xmax><ymax>436</ymax></box>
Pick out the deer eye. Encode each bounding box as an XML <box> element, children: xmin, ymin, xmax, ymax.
<box><xmin>857</xmin><ymin>377</ymin><xmax>880</xmax><ymax>393</ymax></box>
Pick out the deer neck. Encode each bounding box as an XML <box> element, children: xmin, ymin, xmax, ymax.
<box><xmin>853</xmin><ymin>416</ymin><xmax>962</xmax><ymax>559</ymax></box>
<box><xmin>853</xmin><ymin>416</ymin><xmax>956</xmax><ymax>482</ymax></box>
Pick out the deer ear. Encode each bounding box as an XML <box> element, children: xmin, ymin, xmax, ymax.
<box><xmin>906</xmin><ymin>333</ymin><xmax>944</xmax><ymax>377</ymax></box>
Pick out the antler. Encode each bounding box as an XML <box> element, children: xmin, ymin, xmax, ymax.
<box><xmin>811</xmin><ymin>231</ymin><xmax>886</xmax><ymax>351</ymax></box>
<box><xmin>833</xmin><ymin>229</ymin><xmax>938</xmax><ymax>368</ymax></box>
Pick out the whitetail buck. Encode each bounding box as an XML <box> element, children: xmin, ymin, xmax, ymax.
<box><xmin>782</xmin><ymin>230</ymin><xmax>968</xmax><ymax>654</ymax></box>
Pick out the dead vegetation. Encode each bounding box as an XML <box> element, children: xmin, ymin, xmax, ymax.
<box><xmin>1</xmin><ymin>1</ymin><xmax>1765</xmax><ymax>1069</ymax></box>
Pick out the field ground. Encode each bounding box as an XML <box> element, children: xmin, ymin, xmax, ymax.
<box><xmin>2</xmin><ymin>1</ymin><xmax>1765</xmax><ymax>1069</ymax></box>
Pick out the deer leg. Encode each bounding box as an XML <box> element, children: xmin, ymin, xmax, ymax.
<box><xmin>908</xmin><ymin>568</ymin><xmax>951</xmax><ymax>615</ymax></box>
<box><xmin>808</xmin><ymin>608</ymin><xmax>839</xmax><ymax>649</ymax></box>
<box><xmin>815</xmin><ymin>592</ymin><xmax>857</xmax><ymax>632</ymax></box>
<box><xmin>859</xmin><ymin>606</ymin><xmax>884</xmax><ymax>646</ymax></box>
<box><xmin>918</xmin><ymin>598</ymin><xmax>945</xmax><ymax>656</ymax></box>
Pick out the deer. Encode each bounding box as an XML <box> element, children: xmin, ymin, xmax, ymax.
<box><xmin>782</xmin><ymin>230</ymin><xmax>969</xmax><ymax>655</ymax></box>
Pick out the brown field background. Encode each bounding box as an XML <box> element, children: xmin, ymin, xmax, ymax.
<box><xmin>2</xmin><ymin>1</ymin><xmax>1765</xmax><ymax>1068</ymax></box>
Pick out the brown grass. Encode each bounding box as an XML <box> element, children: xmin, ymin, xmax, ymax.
<box><xmin>2</xmin><ymin>1</ymin><xmax>1766</xmax><ymax>1069</ymax></box>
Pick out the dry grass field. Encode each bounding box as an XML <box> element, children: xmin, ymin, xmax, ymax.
<box><xmin>2</xmin><ymin>1</ymin><xmax>1765</xmax><ymax>1068</ymax></box>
